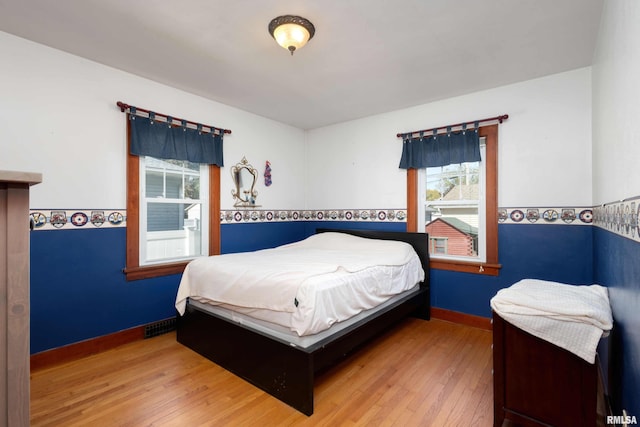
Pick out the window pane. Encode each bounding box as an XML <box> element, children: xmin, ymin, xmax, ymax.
<box><xmin>147</xmin><ymin>202</ymin><xmax>182</xmax><ymax>232</ymax></box>
<box><xmin>424</xmin><ymin>161</ymin><xmax>480</xmax><ymax>258</ymax></box>
<box><xmin>145</xmin><ymin>202</ymin><xmax>202</xmax><ymax>262</ymax></box>
<box><xmin>144</xmin><ymin>157</ymin><xmax>201</xmax><ymax>199</ymax></box>
<box><xmin>170</xmin><ymin>159</ymin><xmax>200</xmax><ymax>199</ymax></box>
<box><xmin>145</xmin><ymin>171</ymin><xmax>164</xmax><ymax>198</ymax></box>
<box><xmin>431</xmin><ymin>237</ymin><xmax>448</xmax><ymax>254</ymax></box>
<box><xmin>184</xmin><ymin>173</ymin><xmax>200</xmax><ymax>199</ymax></box>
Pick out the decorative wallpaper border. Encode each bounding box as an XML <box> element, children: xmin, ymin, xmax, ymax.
<box><xmin>27</xmin><ymin>208</ymin><xmax>408</xmax><ymax>231</ymax></box>
<box><xmin>28</xmin><ymin>200</ymin><xmax>640</xmax><ymax>247</ymax></box>
<box><xmin>498</xmin><ymin>207</ymin><xmax>593</xmax><ymax>225</ymax></box>
<box><xmin>500</xmin><ymin>198</ymin><xmax>640</xmax><ymax>243</ymax></box>
<box><xmin>29</xmin><ymin>210</ymin><xmax>126</xmax><ymax>231</ymax></box>
<box><xmin>592</xmin><ymin>198</ymin><xmax>640</xmax><ymax>243</ymax></box>
<box><xmin>26</xmin><ymin>207</ymin><xmax>592</xmax><ymax>229</ymax></box>
<box><xmin>219</xmin><ymin>209</ymin><xmax>407</xmax><ymax>223</ymax></box>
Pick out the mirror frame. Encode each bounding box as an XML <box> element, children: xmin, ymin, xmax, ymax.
<box><xmin>231</xmin><ymin>156</ymin><xmax>260</xmax><ymax>207</ymax></box>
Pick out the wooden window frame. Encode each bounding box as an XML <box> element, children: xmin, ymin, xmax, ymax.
<box><xmin>123</xmin><ymin>119</ymin><xmax>221</xmax><ymax>281</ymax></box>
<box><xmin>407</xmin><ymin>124</ymin><xmax>501</xmax><ymax>276</ymax></box>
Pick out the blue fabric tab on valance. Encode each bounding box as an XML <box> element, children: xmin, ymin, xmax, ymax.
<box><xmin>398</xmin><ymin>127</ymin><xmax>480</xmax><ymax>169</ymax></box>
<box><xmin>130</xmin><ymin>113</ymin><xmax>224</xmax><ymax>166</ymax></box>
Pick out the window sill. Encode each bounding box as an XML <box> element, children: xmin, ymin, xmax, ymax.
<box><xmin>123</xmin><ymin>261</ymin><xmax>189</xmax><ymax>281</ymax></box>
<box><xmin>429</xmin><ymin>259</ymin><xmax>501</xmax><ymax>276</ymax></box>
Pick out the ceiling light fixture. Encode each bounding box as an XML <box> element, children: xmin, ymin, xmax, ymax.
<box><xmin>268</xmin><ymin>15</ymin><xmax>315</xmax><ymax>55</ymax></box>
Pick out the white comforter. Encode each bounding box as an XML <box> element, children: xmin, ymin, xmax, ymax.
<box><xmin>175</xmin><ymin>232</ymin><xmax>423</xmax><ymax>317</ymax></box>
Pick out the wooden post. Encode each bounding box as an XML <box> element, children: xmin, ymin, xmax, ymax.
<box><xmin>0</xmin><ymin>171</ymin><xmax>41</xmax><ymax>427</ymax></box>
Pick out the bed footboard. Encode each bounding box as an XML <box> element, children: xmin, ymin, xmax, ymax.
<box><xmin>177</xmin><ymin>304</ymin><xmax>315</xmax><ymax>415</ymax></box>
<box><xmin>177</xmin><ymin>285</ymin><xmax>428</xmax><ymax>415</ymax></box>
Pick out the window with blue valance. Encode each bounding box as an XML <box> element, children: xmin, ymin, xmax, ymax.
<box><xmin>128</xmin><ymin>107</ymin><xmax>225</xmax><ymax>166</ymax></box>
<box><xmin>398</xmin><ymin>123</ymin><xmax>480</xmax><ymax>169</ymax></box>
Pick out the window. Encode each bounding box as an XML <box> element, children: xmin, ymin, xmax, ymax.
<box><xmin>124</xmin><ymin>124</ymin><xmax>221</xmax><ymax>281</ymax></box>
<box><xmin>140</xmin><ymin>156</ymin><xmax>209</xmax><ymax>265</ymax></box>
<box><xmin>430</xmin><ymin>237</ymin><xmax>448</xmax><ymax>254</ymax></box>
<box><xmin>407</xmin><ymin>124</ymin><xmax>500</xmax><ymax>275</ymax></box>
<box><xmin>419</xmin><ymin>138</ymin><xmax>485</xmax><ymax>261</ymax></box>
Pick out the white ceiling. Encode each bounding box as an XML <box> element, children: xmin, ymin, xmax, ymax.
<box><xmin>0</xmin><ymin>0</ymin><xmax>603</xmax><ymax>130</ymax></box>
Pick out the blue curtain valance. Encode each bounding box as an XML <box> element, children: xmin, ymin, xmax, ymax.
<box><xmin>398</xmin><ymin>124</ymin><xmax>480</xmax><ymax>169</ymax></box>
<box><xmin>129</xmin><ymin>108</ymin><xmax>224</xmax><ymax>166</ymax></box>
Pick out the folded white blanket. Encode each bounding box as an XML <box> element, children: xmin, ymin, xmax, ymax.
<box><xmin>490</xmin><ymin>279</ymin><xmax>613</xmax><ymax>363</ymax></box>
<box><xmin>176</xmin><ymin>232</ymin><xmax>420</xmax><ymax>315</ymax></box>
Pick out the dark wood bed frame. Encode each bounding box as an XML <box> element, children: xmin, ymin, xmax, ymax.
<box><xmin>176</xmin><ymin>228</ymin><xmax>430</xmax><ymax>415</ymax></box>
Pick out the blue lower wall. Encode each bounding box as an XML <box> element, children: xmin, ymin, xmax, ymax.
<box><xmin>432</xmin><ymin>223</ymin><xmax>594</xmax><ymax>317</ymax></box>
<box><xmin>593</xmin><ymin>227</ymin><xmax>640</xmax><ymax>416</ymax></box>
<box><xmin>30</xmin><ymin>221</ymin><xmax>594</xmax><ymax>354</ymax></box>
<box><xmin>30</xmin><ymin>228</ymin><xmax>181</xmax><ymax>354</ymax></box>
<box><xmin>221</xmin><ymin>221</ymin><xmax>308</xmax><ymax>253</ymax></box>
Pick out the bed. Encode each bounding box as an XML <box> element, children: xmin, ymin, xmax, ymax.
<box><xmin>175</xmin><ymin>228</ymin><xmax>430</xmax><ymax>415</ymax></box>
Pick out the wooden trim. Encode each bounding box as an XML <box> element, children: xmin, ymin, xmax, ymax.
<box><xmin>30</xmin><ymin>325</ymin><xmax>147</xmax><ymax>371</ymax></box>
<box><xmin>209</xmin><ymin>165</ymin><xmax>221</xmax><ymax>256</ymax></box>
<box><xmin>481</xmin><ymin>124</ymin><xmax>499</xmax><ymax>266</ymax></box>
<box><xmin>123</xmin><ymin>261</ymin><xmax>189</xmax><ymax>281</ymax></box>
<box><xmin>429</xmin><ymin>260</ymin><xmax>501</xmax><ymax>276</ymax></box>
<box><xmin>406</xmin><ymin>168</ymin><xmax>418</xmax><ymax>232</ymax></box>
<box><xmin>1</xmin><ymin>180</ymin><xmax>38</xmax><ymax>425</ymax></box>
<box><xmin>431</xmin><ymin>307</ymin><xmax>492</xmax><ymax>330</ymax></box>
<box><xmin>125</xmin><ymin>117</ymin><xmax>140</xmax><ymax>273</ymax></box>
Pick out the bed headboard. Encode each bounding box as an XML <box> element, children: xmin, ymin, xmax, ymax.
<box><xmin>315</xmin><ymin>228</ymin><xmax>430</xmax><ymax>290</ymax></box>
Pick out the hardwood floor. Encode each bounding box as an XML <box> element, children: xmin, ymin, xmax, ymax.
<box><xmin>30</xmin><ymin>318</ymin><xmax>493</xmax><ymax>426</ymax></box>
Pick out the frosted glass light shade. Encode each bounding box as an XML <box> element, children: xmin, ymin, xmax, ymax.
<box><xmin>268</xmin><ymin>15</ymin><xmax>315</xmax><ymax>55</ymax></box>
<box><xmin>273</xmin><ymin>23</ymin><xmax>310</xmax><ymax>52</ymax></box>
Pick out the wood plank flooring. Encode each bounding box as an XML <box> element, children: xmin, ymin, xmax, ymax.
<box><xmin>30</xmin><ymin>318</ymin><xmax>493</xmax><ymax>426</ymax></box>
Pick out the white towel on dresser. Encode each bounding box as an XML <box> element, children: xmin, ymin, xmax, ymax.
<box><xmin>490</xmin><ymin>279</ymin><xmax>613</xmax><ymax>364</ymax></box>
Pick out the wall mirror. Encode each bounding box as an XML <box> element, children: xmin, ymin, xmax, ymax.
<box><xmin>231</xmin><ymin>157</ymin><xmax>260</xmax><ymax>207</ymax></box>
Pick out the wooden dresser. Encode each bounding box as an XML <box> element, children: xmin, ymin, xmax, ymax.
<box><xmin>1</xmin><ymin>170</ymin><xmax>41</xmax><ymax>427</ymax></box>
<box><xmin>493</xmin><ymin>311</ymin><xmax>606</xmax><ymax>427</ymax></box>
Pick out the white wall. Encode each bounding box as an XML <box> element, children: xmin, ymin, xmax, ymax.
<box><xmin>592</xmin><ymin>1</ymin><xmax>640</xmax><ymax>204</ymax></box>
<box><xmin>305</xmin><ymin>68</ymin><xmax>593</xmax><ymax>210</ymax></box>
<box><xmin>1</xmin><ymin>30</ymin><xmax>595</xmax><ymax>213</ymax></box>
<box><xmin>0</xmin><ymin>31</ymin><xmax>306</xmax><ymax>211</ymax></box>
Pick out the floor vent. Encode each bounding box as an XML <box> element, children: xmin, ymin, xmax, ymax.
<box><xmin>144</xmin><ymin>318</ymin><xmax>177</xmax><ymax>339</ymax></box>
